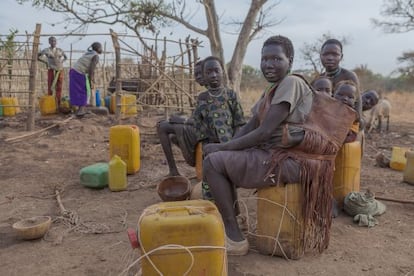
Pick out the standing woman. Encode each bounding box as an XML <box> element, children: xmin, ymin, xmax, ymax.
<box><xmin>319</xmin><ymin>39</ymin><xmax>362</xmax><ymax>124</ymax></box>
<box><xmin>69</xmin><ymin>42</ymin><xmax>103</xmax><ymax>117</ymax></box>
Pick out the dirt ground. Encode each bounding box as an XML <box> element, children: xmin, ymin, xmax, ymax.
<box><xmin>0</xmin><ymin>102</ymin><xmax>413</xmax><ymax>276</ymax></box>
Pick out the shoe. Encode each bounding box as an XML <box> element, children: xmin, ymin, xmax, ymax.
<box><xmin>226</xmin><ymin>236</ymin><xmax>249</xmax><ymax>256</ymax></box>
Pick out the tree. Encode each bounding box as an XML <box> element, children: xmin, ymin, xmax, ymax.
<box><xmin>371</xmin><ymin>0</ymin><xmax>414</xmax><ymax>33</ymax></box>
<box><xmin>0</xmin><ymin>28</ymin><xmax>18</xmax><ymax>93</ymax></box>
<box><xmin>299</xmin><ymin>32</ymin><xmax>349</xmax><ymax>76</ymax></box>
<box><xmin>16</xmin><ymin>0</ymin><xmax>283</xmax><ymax>92</ymax></box>
<box><xmin>372</xmin><ymin>0</ymin><xmax>414</xmax><ymax>83</ymax></box>
<box><xmin>396</xmin><ymin>51</ymin><xmax>414</xmax><ymax>83</ymax></box>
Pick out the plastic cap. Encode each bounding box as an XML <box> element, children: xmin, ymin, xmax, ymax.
<box><xmin>127</xmin><ymin>228</ymin><xmax>139</xmax><ymax>249</ymax></box>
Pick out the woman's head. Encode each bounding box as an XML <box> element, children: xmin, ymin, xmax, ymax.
<box><xmin>311</xmin><ymin>76</ymin><xmax>333</xmax><ymax>96</ymax></box>
<box><xmin>91</xmin><ymin>42</ymin><xmax>103</xmax><ymax>54</ymax></box>
<box><xmin>203</xmin><ymin>56</ymin><xmax>224</xmax><ymax>89</ymax></box>
<box><xmin>320</xmin><ymin>39</ymin><xmax>343</xmax><ymax>72</ymax></box>
<box><xmin>261</xmin><ymin>35</ymin><xmax>294</xmax><ymax>83</ymax></box>
<box><xmin>333</xmin><ymin>80</ymin><xmax>357</xmax><ymax>108</ymax></box>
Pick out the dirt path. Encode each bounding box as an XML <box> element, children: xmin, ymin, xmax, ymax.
<box><xmin>0</xmin><ymin>110</ymin><xmax>413</xmax><ymax>276</ymax></box>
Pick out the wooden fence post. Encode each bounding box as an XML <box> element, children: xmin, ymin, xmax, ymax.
<box><xmin>27</xmin><ymin>23</ymin><xmax>41</xmax><ymax>131</ymax></box>
<box><xmin>110</xmin><ymin>29</ymin><xmax>121</xmax><ymax>122</ymax></box>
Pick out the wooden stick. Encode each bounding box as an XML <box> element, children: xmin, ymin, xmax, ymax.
<box><xmin>375</xmin><ymin>196</ymin><xmax>414</xmax><ymax>204</ymax></box>
<box><xmin>4</xmin><ymin>116</ymin><xmax>73</xmax><ymax>142</ymax></box>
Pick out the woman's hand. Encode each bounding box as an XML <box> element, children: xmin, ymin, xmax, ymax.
<box><xmin>203</xmin><ymin>143</ymin><xmax>223</xmax><ymax>156</ymax></box>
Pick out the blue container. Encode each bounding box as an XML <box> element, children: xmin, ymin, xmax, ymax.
<box><xmin>95</xmin><ymin>90</ymin><xmax>101</xmax><ymax>107</ymax></box>
<box><xmin>104</xmin><ymin>96</ymin><xmax>111</xmax><ymax>109</ymax></box>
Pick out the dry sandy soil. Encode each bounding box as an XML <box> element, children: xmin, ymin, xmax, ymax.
<box><xmin>0</xmin><ymin>97</ymin><xmax>413</xmax><ymax>276</ymax></box>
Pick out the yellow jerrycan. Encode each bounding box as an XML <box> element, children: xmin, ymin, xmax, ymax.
<box><xmin>390</xmin><ymin>146</ymin><xmax>409</xmax><ymax>171</ymax></box>
<box><xmin>39</xmin><ymin>95</ymin><xmax>57</xmax><ymax>115</ymax></box>
<box><xmin>1</xmin><ymin>97</ymin><xmax>16</xmax><ymax>116</ymax></box>
<box><xmin>108</xmin><ymin>155</ymin><xmax>127</xmax><ymax>191</ymax></box>
<box><xmin>403</xmin><ymin>151</ymin><xmax>414</xmax><ymax>185</ymax></box>
<box><xmin>137</xmin><ymin>200</ymin><xmax>227</xmax><ymax>275</ymax></box>
<box><xmin>256</xmin><ymin>183</ymin><xmax>305</xmax><ymax>260</ymax></box>
<box><xmin>109</xmin><ymin>125</ymin><xmax>140</xmax><ymax>174</ymax></box>
<box><xmin>333</xmin><ymin>141</ymin><xmax>361</xmax><ymax>209</ymax></box>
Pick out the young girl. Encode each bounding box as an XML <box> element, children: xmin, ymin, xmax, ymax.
<box><xmin>334</xmin><ymin>80</ymin><xmax>359</xmax><ymax>143</ymax></box>
<box><xmin>69</xmin><ymin>42</ymin><xmax>103</xmax><ymax>117</ymax></box>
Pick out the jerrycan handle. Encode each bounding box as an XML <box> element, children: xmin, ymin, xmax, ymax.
<box><xmin>157</xmin><ymin>206</ymin><xmax>203</xmax><ymax>216</ymax></box>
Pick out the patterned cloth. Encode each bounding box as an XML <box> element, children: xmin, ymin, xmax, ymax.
<box><xmin>193</xmin><ymin>88</ymin><xmax>245</xmax><ymax>143</ymax></box>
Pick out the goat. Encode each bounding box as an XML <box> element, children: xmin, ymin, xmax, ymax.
<box><xmin>363</xmin><ymin>99</ymin><xmax>391</xmax><ymax>133</ymax></box>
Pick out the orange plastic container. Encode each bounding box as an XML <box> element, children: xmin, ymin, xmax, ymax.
<box><xmin>110</xmin><ymin>94</ymin><xmax>137</xmax><ymax>115</ymax></box>
<box><xmin>109</xmin><ymin>125</ymin><xmax>140</xmax><ymax>174</ymax></box>
<box><xmin>256</xmin><ymin>183</ymin><xmax>304</xmax><ymax>260</ymax></box>
<box><xmin>195</xmin><ymin>143</ymin><xmax>203</xmax><ymax>181</ymax></box>
<box><xmin>390</xmin><ymin>146</ymin><xmax>409</xmax><ymax>171</ymax></box>
<box><xmin>1</xmin><ymin>97</ymin><xmax>16</xmax><ymax>116</ymax></box>
<box><xmin>138</xmin><ymin>200</ymin><xmax>227</xmax><ymax>276</ymax></box>
<box><xmin>39</xmin><ymin>95</ymin><xmax>57</xmax><ymax>115</ymax></box>
<box><xmin>108</xmin><ymin>155</ymin><xmax>127</xmax><ymax>191</ymax></box>
<box><xmin>403</xmin><ymin>151</ymin><xmax>414</xmax><ymax>185</ymax></box>
<box><xmin>333</xmin><ymin>141</ymin><xmax>361</xmax><ymax>208</ymax></box>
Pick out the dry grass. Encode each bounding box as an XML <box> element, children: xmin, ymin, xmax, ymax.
<box><xmin>240</xmin><ymin>88</ymin><xmax>263</xmax><ymax>116</ymax></box>
<box><xmin>384</xmin><ymin>91</ymin><xmax>414</xmax><ymax>124</ymax></box>
<box><xmin>240</xmin><ymin>88</ymin><xmax>414</xmax><ymax>124</ymax></box>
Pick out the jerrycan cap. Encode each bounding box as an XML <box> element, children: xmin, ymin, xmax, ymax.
<box><xmin>127</xmin><ymin>228</ymin><xmax>139</xmax><ymax>249</ymax></box>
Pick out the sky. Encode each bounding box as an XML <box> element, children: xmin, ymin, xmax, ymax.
<box><xmin>1</xmin><ymin>0</ymin><xmax>414</xmax><ymax>76</ymax></box>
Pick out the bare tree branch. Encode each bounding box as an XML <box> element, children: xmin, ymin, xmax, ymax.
<box><xmin>371</xmin><ymin>0</ymin><xmax>414</xmax><ymax>33</ymax></box>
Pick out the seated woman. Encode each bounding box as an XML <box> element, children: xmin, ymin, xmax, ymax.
<box><xmin>203</xmin><ymin>35</ymin><xmax>355</xmax><ymax>256</ymax></box>
<box><xmin>157</xmin><ymin>57</ymin><xmax>245</xmax><ymax>199</ymax></box>
<box><xmin>333</xmin><ymin>80</ymin><xmax>359</xmax><ymax>143</ymax></box>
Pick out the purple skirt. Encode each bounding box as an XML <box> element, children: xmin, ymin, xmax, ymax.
<box><xmin>69</xmin><ymin>69</ymin><xmax>90</xmax><ymax>106</ymax></box>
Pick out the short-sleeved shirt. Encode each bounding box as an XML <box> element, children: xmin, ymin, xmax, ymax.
<box><xmin>192</xmin><ymin>88</ymin><xmax>246</xmax><ymax>143</ymax></box>
<box><xmin>39</xmin><ymin>47</ymin><xmax>66</xmax><ymax>70</ymax></box>
<box><xmin>251</xmin><ymin>75</ymin><xmax>313</xmax><ymax>149</ymax></box>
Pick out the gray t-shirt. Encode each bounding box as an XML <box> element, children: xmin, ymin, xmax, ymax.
<box><xmin>251</xmin><ymin>75</ymin><xmax>313</xmax><ymax>148</ymax></box>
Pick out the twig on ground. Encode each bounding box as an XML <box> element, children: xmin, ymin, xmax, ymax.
<box><xmin>375</xmin><ymin>196</ymin><xmax>414</xmax><ymax>204</ymax></box>
<box><xmin>5</xmin><ymin>116</ymin><xmax>74</xmax><ymax>143</ymax></box>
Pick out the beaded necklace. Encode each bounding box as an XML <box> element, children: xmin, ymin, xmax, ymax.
<box><xmin>208</xmin><ymin>87</ymin><xmax>224</xmax><ymax>98</ymax></box>
<box><xmin>326</xmin><ymin>67</ymin><xmax>342</xmax><ymax>78</ymax></box>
